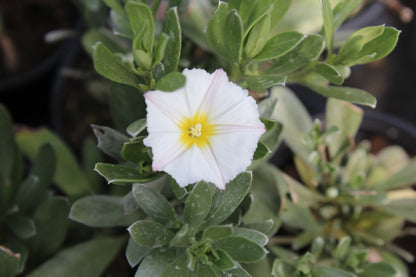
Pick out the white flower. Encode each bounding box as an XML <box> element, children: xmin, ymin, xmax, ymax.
<box><xmin>143</xmin><ymin>68</ymin><xmax>266</xmax><ymax>190</ymax></box>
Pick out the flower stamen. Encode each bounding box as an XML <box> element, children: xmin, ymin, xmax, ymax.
<box><xmin>188</xmin><ymin>123</ymin><xmax>202</xmax><ymax>137</ymax></box>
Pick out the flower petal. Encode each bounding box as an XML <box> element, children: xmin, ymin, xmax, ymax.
<box><xmin>163</xmin><ymin>145</ymin><xmax>225</xmax><ymax>189</ymax></box>
<box><xmin>210</xmin><ymin>95</ymin><xmax>265</xmax><ymax>130</ymax></box>
<box><xmin>143</xmin><ymin>132</ymin><xmax>186</xmax><ymax>171</ymax></box>
<box><xmin>144</xmin><ymin>88</ymin><xmax>191</xmax><ymax>125</ymax></box>
<box><xmin>182</xmin><ymin>68</ymin><xmax>214</xmax><ymax>115</ymax></box>
<box><xmin>208</xmin><ymin>130</ymin><xmax>263</xmax><ymax>186</ymax></box>
<box><xmin>199</xmin><ymin>69</ymin><xmax>251</xmax><ymax>120</ymax></box>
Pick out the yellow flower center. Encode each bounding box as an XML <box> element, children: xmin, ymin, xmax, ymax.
<box><xmin>179</xmin><ymin>113</ymin><xmax>216</xmax><ymax>148</ymax></box>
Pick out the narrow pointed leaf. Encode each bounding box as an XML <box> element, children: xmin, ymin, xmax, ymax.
<box><xmin>321</xmin><ymin>0</ymin><xmax>334</xmax><ymax>55</ymax></box>
<box><xmin>303</xmin><ymin>80</ymin><xmax>377</xmax><ymax>108</ymax></box>
<box><xmin>163</xmin><ymin>7</ymin><xmax>181</xmax><ymax>73</ymax></box>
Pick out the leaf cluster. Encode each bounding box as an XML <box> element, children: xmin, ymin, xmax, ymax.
<box><xmin>259</xmin><ymin>87</ymin><xmax>416</xmax><ymax>276</ymax></box>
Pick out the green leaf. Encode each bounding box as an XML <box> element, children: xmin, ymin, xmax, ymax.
<box><xmin>91</xmin><ymin>125</ymin><xmax>129</xmax><ymax>161</ymax></box>
<box><xmin>332</xmin><ymin>0</ymin><xmax>362</xmax><ymax>31</ymax></box>
<box><xmin>126</xmin><ymin>0</ymin><xmax>154</xmax><ymax>53</ymax></box>
<box><xmin>27</xmin><ymin>236</ymin><xmax>125</xmax><ymax>277</ymax></box>
<box><xmin>109</xmin><ymin>82</ymin><xmax>146</xmax><ymax>133</ymax></box>
<box><xmin>134</xmin><ymin>49</ymin><xmax>152</xmax><ymax>70</ymax></box>
<box><xmin>95</xmin><ymin>163</ymin><xmax>158</xmax><ymax>184</ymax></box>
<box><xmin>382</xmin><ymin>195</ymin><xmax>416</xmax><ymax>223</ymax></box>
<box><xmin>127</xmin><ymin>118</ymin><xmax>147</xmax><ymax>137</ymax></box>
<box><xmin>335</xmin><ymin>25</ymin><xmax>385</xmax><ymax>65</ymax></box>
<box><xmin>211</xmin><ymin>249</ymin><xmax>235</xmax><ymax>271</ymax></box>
<box><xmin>334</xmin><ymin>236</ymin><xmax>351</xmax><ymax>261</ymax></box>
<box><xmin>82</xmin><ymin>28</ymin><xmax>127</xmax><ymax>55</ymax></box>
<box><xmin>92</xmin><ymin>42</ymin><xmax>141</xmax><ymax>87</ymax></box>
<box><xmin>135</xmin><ymin>247</ymin><xmax>176</xmax><ymax>277</ymax></box>
<box><xmin>109</xmin><ymin>83</ymin><xmax>146</xmax><ymax>132</ymax></box>
<box><xmin>225</xmin><ymin>9</ymin><xmax>243</xmax><ymax>62</ymax></box>
<box><xmin>206</xmin><ymin>2</ymin><xmax>232</xmax><ymax>62</ymax></box>
<box><xmin>353</xmin><ymin>27</ymin><xmax>400</xmax><ymax>64</ymax></box>
<box><xmin>265</xmin><ymin>34</ymin><xmax>324</xmax><ymax>75</ymax></box>
<box><xmin>169</xmin><ymin>224</ymin><xmax>189</xmax><ymax>247</ymax></box>
<box><xmin>269</xmin><ymin>87</ymin><xmax>313</xmax><ymax>162</ymax></box>
<box><xmin>224</xmin><ymin>264</ymin><xmax>252</xmax><ymax>277</ymax></box>
<box><xmin>13</xmin><ymin>144</ymin><xmax>56</xmax><ymax>211</ymax></box>
<box><xmin>212</xmin><ymin>236</ymin><xmax>267</xmax><ymax>263</ymax></box>
<box><xmin>155</xmin><ymin>72</ymin><xmax>186</xmax><ymax>92</ymax></box>
<box><xmin>311</xmin><ymin>266</ymin><xmax>358</xmax><ymax>277</ymax></box>
<box><xmin>360</xmin><ymin>262</ymin><xmax>397</xmax><ymax>277</ymax></box>
<box><xmin>7</xmin><ymin>216</ymin><xmax>36</xmax><ymax>240</ymax></box>
<box><xmin>268</xmin><ymin>0</ymin><xmax>292</xmax><ymax>32</ymax></box>
<box><xmin>244</xmin><ymin>13</ymin><xmax>271</xmax><ymax>59</ymax></box>
<box><xmin>132</xmin><ymin>184</ymin><xmax>180</xmax><ymax>229</ymax></box>
<box><xmin>81</xmin><ymin>138</ymin><xmax>102</xmax><ymax>193</ymax></box>
<box><xmin>0</xmin><ymin>105</ymin><xmax>14</xmax><ymax>187</ymax></box>
<box><xmin>245</xmin><ymin>75</ymin><xmax>286</xmax><ymax>91</ymax></box>
<box><xmin>233</xmin><ymin>227</ymin><xmax>268</xmax><ymax>246</ymax></box>
<box><xmin>70</xmin><ymin>195</ymin><xmax>141</xmax><ymax>227</ymax></box>
<box><xmin>321</xmin><ymin>0</ymin><xmax>334</xmax><ymax>55</ymax></box>
<box><xmin>325</xmin><ymin>98</ymin><xmax>363</xmax><ymax>156</ymax></box>
<box><xmin>302</xmin><ymin>79</ymin><xmax>377</xmax><ymax>108</ymax></box>
<box><xmin>161</xmin><ymin>254</ymin><xmax>189</xmax><ymax>277</ymax></box>
<box><xmin>202</xmin><ymin>172</ymin><xmax>252</xmax><ymax>228</ymax></box>
<box><xmin>0</xmin><ymin>246</ymin><xmax>20</xmax><ymax>277</ymax></box>
<box><xmin>202</xmin><ymin>225</ymin><xmax>234</xmax><ymax>242</ymax></box>
<box><xmin>125</xmin><ymin>237</ymin><xmax>150</xmax><ymax>267</ymax></box>
<box><xmin>103</xmin><ymin>0</ymin><xmax>124</xmax><ymax>15</ymax></box>
<box><xmin>379</xmin><ymin>158</ymin><xmax>416</xmax><ymax>189</ymax></box>
<box><xmin>153</xmin><ymin>32</ymin><xmax>170</xmax><ymax>65</ymax></box>
<box><xmin>254</xmin><ymin>31</ymin><xmax>305</xmax><ymax>61</ymax></box>
<box><xmin>29</xmin><ymin>197</ymin><xmax>70</xmax><ymax>257</ymax></box>
<box><xmin>315</xmin><ymin>62</ymin><xmax>343</xmax><ymax>85</ymax></box>
<box><xmin>163</xmin><ymin>7</ymin><xmax>181</xmax><ymax>73</ymax></box>
<box><xmin>184</xmin><ymin>181</ymin><xmax>213</xmax><ymax>236</ymax></box>
<box><xmin>121</xmin><ymin>140</ymin><xmax>151</xmax><ymax>165</ymax></box>
<box><xmin>170</xmin><ymin>177</ymin><xmax>188</xmax><ymax>200</ymax></box>
<box><xmin>128</xmin><ymin>220</ymin><xmax>175</xmax><ymax>248</ymax></box>
<box><xmin>196</xmin><ymin>263</ymin><xmax>218</xmax><ymax>277</ymax></box>
<box><xmin>253</xmin><ymin>141</ymin><xmax>272</xmax><ymax>160</ymax></box>
<box><xmin>110</xmin><ymin>8</ymin><xmax>134</xmax><ymax>39</ymax></box>
<box><xmin>280</xmin><ymin>201</ymin><xmax>321</xmax><ymax>234</ymax></box>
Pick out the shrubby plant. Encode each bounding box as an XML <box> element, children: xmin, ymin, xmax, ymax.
<box><xmin>1</xmin><ymin>0</ymin><xmax>412</xmax><ymax>276</ymax></box>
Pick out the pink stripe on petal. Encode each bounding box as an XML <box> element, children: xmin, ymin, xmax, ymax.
<box><xmin>144</xmin><ymin>92</ymin><xmax>185</xmax><ymax>126</ymax></box>
<box><xmin>214</xmin><ymin>124</ymin><xmax>266</xmax><ymax>135</ymax></box>
<box><xmin>197</xmin><ymin>69</ymin><xmax>228</xmax><ymax>114</ymax></box>
<box><xmin>203</xmin><ymin>146</ymin><xmax>226</xmax><ymax>190</ymax></box>
<box><xmin>152</xmin><ymin>143</ymin><xmax>188</xmax><ymax>171</ymax></box>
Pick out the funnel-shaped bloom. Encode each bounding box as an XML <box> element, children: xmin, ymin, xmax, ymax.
<box><xmin>143</xmin><ymin>68</ymin><xmax>265</xmax><ymax>190</ymax></box>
